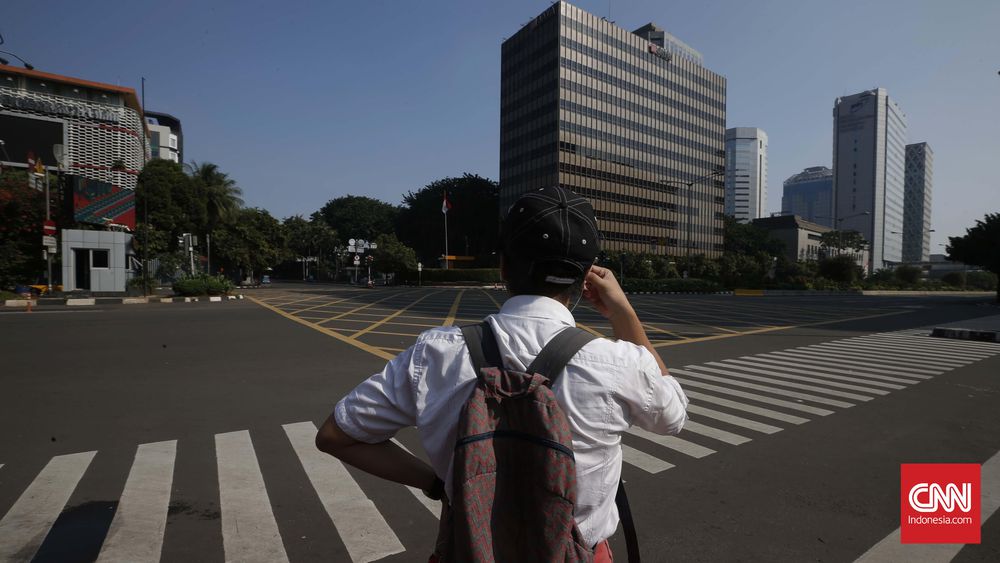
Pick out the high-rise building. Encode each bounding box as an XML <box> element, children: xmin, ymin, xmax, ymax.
<box><xmin>724</xmin><ymin>127</ymin><xmax>767</xmax><ymax>222</ymax></box>
<box><xmin>903</xmin><ymin>142</ymin><xmax>933</xmax><ymax>263</ymax></box>
<box><xmin>832</xmin><ymin>88</ymin><xmax>907</xmax><ymax>271</ymax></box>
<box><xmin>781</xmin><ymin>166</ymin><xmax>833</xmax><ymax>227</ymax></box>
<box><xmin>500</xmin><ymin>1</ymin><xmax>727</xmax><ymax>256</ymax></box>
<box><xmin>145</xmin><ymin>111</ymin><xmax>183</xmax><ymax>163</ymax></box>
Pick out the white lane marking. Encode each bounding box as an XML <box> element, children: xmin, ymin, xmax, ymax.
<box><xmin>627</xmin><ymin>427</ymin><xmax>716</xmax><ymax>459</ymax></box>
<box><xmin>686</xmin><ymin>391</ymin><xmax>810</xmax><ymax>424</ymax></box>
<box><xmin>763</xmin><ymin>351</ymin><xmax>934</xmax><ymax>380</ymax></box>
<box><xmin>96</xmin><ymin>440</ymin><xmax>176</xmax><ymax>563</ymax></box>
<box><xmin>784</xmin><ymin>349</ymin><xmax>941</xmax><ymax>375</ymax></box>
<box><xmin>215</xmin><ymin>430</ymin><xmax>289</xmax><ymax>563</ymax></box>
<box><xmin>853</xmin><ymin>446</ymin><xmax>1000</xmax><ymax>563</ymax></box>
<box><xmin>283</xmin><ymin>422</ymin><xmax>405</xmax><ymax>562</ymax></box>
<box><xmin>748</xmin><ymin>355</ymin><xmax>921</xmax><ymax>385</ymax></box>
<box><xmin>0</xmin><ymin>451</ymin><xmax>96</xmax><ymax>561</ymax></box>
<box><xmin>734</xmin><ymin>358</ymin><xmax>905</xmax><ymax>389</ymax></box>
<box><xmin>714</xmin><ymin>360</ymin><xmax>891</xmax><ymax>395</ymax></box>
<box><xmin>391</xmin><ymin>438</ymin><xmax>441</xmax><ymax>518</ymax></box>
<box><xmin>872</xmin><ymin>333</ymin><xmax>1000</xmax><ymax>352</ymax></box>
<box><xmin>686</xmin><ymin>404</ymin><xmax>783</xmax><ymax>434</ymax></box>
<box><xmin>835</xmin><ymin>339</ymin><xmax>991</xmax><ymax>361</ymax></box>
<box><xmin>674</xmin><ymin>376</ymin><xmax>835</xmax><ymax>416</ymax></box>
<box><xmin>621</xmin><ymin>445</ymin><xmax>674</xmax><ymax>474</ymax></box>
<box><xmin>681</xmin><ymin>421</ymin><xmax>751</xmax><ymax>445</ymax></box>
<box><xmin>685</xmin><ymin>365</ymin><xmax>868</xmax><ymax>404</ymax></box>
<box><xmin>809</xmin><ymin>343</ymin><xmax>967</xmax><ymax>367</ymax></box>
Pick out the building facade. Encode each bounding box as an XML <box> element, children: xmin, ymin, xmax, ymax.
<box><xmin>903</xmin><ymin>142</ymin><xmax>933</xmax><ymax>263</ymax></box>
<box><xmin>832</xmin><ymin>88</ymin><xmax>907</xmax><ymax>271</ymax></box>
<box><xmin>145</xmin><ymin>111</ymin><xmax>182</xmax><ymax>163</ymax></box>
<box><xmin>752</xmin><ymin>214</ymin><xmax>869</xmax><ymax>271</ymax></box>
<box><xmin>724</xmin><ymin>127</ymin><xmax>767</xmax><ymax>222</ymax></box>
<box><xmin>500</xmin><ymin>1</ymin><xmax>727</xmax><ymax>256</ymax></box>
<box><xmin>781</xmin><ymin>166</ymin><xmax>833</xmax><ymax>227</ymax></box>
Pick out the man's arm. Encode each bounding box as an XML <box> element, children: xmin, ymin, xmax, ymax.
<box><xmin>315</xmin><ymin>415</ymin><xmax>439</xmax><ymax>493</ymax></box>
<box><xmin>582</xmin><ymin>265</ymin><xmax>669</xmax><ymax>375</ymax></box>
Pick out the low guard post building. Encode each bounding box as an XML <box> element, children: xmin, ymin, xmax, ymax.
<box><xmin>500</xmin><ymin>1</ymin><xmax>727</xmax><ymax>256</ymax></box>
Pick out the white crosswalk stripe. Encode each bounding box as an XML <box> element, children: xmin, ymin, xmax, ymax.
<box><xmin>714</xmin><ymin>360</ymin><xmax>892</xmax><ymax>395</ymax></box>
<box><xmin>0</xmin><ymin>451</ymin><xmax>96</xmax><ymax>562</ymax></box>
<box><xmin>216</xmin><ymin>429</ymin><xmax>289</xmax><ymax>563</ymax></box>
<box><xmin>97</xmin><ymin>440</ymin><xmax>176</xmax><ymax>563</ymax></box>
<box><xmin>1</xmin><ymin>330</ymin><xmax>996</xmax><ymax>560</ymax></box>
<box><xmin>391</xmin><ymin>438</ymin><xmax>442</xmax><ymax>518</ymax></box>
<box><xmin>284</xmin><ymin>422</ymin><xmax>405</xmax><ymax>563</ymax></box>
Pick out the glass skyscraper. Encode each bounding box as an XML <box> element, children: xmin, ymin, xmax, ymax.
<box><xmin>724</xmin><ymin>127</ymin><xmax>768</xmax><ymax>222</ymax></box>
<box><xmin>781</xmin><ymin>166</ymin><xmax>834</xmax><ymax>227</ymax></box>
<box><xmin>903</xmin><ymin>142</ymin><xmax>933</xmax><ymax>263</ymax></box>
<box><xmin>500</xmin><ymin>1</ymin><xmax>727</xmax><ymax>256</ymax></box>
<box><xmin>832</xmin><ymin>88</ymin><xmax>907</xmax><ymax>271</ymax></box>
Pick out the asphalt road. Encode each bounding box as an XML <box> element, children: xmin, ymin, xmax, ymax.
<box><xmin>1</xmin><ymin>285</ymin><xmax>998</xmax><ymax>562</ymax></box>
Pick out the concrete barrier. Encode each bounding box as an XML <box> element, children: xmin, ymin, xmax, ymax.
<box><xmin>122</xmin><ymin>297</ymin><xmax>149</xmax><ymax>304</ymax></box>
<box><xmin>208</xmin><ymin>296</ymin><xmax>222</xmax><ymax>302</ymax></box>
<box><xmin>931</xmin><ymin>327</ymin><xmax>1000</xmax><ymax>343</ymax></box>
<box><xmin>184</xmin><ymin>297</ymin><xmax>199</xmax><ymax>303</ymax></box>
<box><xmin>66</xmin><ymin>298</ymin><xmax>96</xmax><ymax>306</ymax></box>
<box><xmin>3</xmin><ymin>299</ymin><xmax>35</xmax><ymax>307</ymax></box>
<box><xmin>159</xmin><ymin>297</ymin><xmax>174</xmax><ymax>303</ymax></box>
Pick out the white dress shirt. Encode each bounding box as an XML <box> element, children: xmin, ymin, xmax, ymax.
<box><xmin>334</xmin><ymin>294</ymin><xmax>689</xmax><ymax>547</ymax></box>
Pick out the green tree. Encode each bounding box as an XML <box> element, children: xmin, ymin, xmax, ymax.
<box><xmin>819</xmin><ymin>230</ymin><xmax>867</xmax><ymax>256</ymax></box>
<box><xmin>396</xmin><ymin>174</ymin><xmax>499</xmax><ymax>264</ymax></box>
<box><xmin>136</xmin><ymin>159</ymin><xmax>204</xmax><ymax>251</ymax></box>
<box><xmin>212</xmin><ymin>208</ymin><xmax>287</xmax><ymax>282</ymax></box>
<box><xmin>0</xmin><ymin>170</ymin><xmax>46</xmax><ymax>287</ymax></box>
<box><xmin>947</xmin><ymin>212</ymin><xmax>1000</xmax><ymax>302</ymax></box>
<box><xmin>317</xmin><ymin>195</ymin><xmax>398</xmax><ymax>243</ymax></box>
<box><xmin>186</xmin><ymin>161</ymin><xmax>244</xmax><ymax>232</ymax></box>
<box><xmin>894</xmin><ymin>265</ymin><xmax>922</xmax><ymax>285</ymax></box>
<box><xmin>818</xmin><ymin>255</ymin><xmax>862</xmax><ymax>285</ymax></box>
<box><xmin>283</xmin><ymin>215</ymin><xmax>339</xmax><ymax>280</ymax></box>
<box><xmin>373</xmin><ymin>233</ymin><xmax>418</xmax><ymax>279</ymax></box>
<box><xmin>719</xmin><ymin>217</ymin><xmax>784</xmax><ymax>288</ymax></box>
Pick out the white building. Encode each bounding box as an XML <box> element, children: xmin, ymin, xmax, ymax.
<box><xmin>832</xmin><ymin>88</ymin><xmax>907</xmax><ymax>271</ymax></box>
<box><xmin>725</xmin><ymin>127</ymin><xmax>768</xmax><ymax>222</ymax></box>
<box><xmin>145</xmin><ymin>111</ymin><xmax>182</xmax><ymax>163</ymax></box>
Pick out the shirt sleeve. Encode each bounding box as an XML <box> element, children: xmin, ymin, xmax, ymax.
<box><xmin>334</xmin><ymin>344</ymin><xmax>419</xmax><ymax>443</ymax></box>
<box><xmin>622</xmin><ymin>346</ymin><xmax>689</xmax><ymax>435</ymax></box>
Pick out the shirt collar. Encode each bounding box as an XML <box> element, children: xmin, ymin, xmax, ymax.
<box><xmin>498</xmin><ymin>294</ymin><xmax>575</xmax><ymax>326</ymax></box>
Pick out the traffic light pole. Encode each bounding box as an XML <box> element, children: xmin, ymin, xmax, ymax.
<box><xmin>45</xmin><ymin>170</ymin><xmax>51</xmax><ymax>292</ymax></box>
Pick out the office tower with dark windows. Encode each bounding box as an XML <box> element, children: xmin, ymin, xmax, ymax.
<box><xmin>903</xmin><ymin>142</ymin><xmax>933</xmax><ymax>263</ymax></box>
<box><xmin>500</xmin><ymin>1</ymin><xmax>727</xmax><ymax>256</ymax></box>
<box><xmin>832</xmin><ymin>88</ymin><xmax>907</xmax><ymax>271</ymax></box>
<box><xmin>724</xmin><ymin>127</ymin><xmax>768</xmax><ymax>222</ymax></box>
<box><xmin>781</xmin><ymin>166</ymin><xmax>834</xmax><ymax>227</ymax></box>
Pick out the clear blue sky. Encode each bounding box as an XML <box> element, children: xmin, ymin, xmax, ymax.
<box><xmin>3</xmin><ymin>0</ymin><xmax>998</xmax><ymax>250</ymax></box>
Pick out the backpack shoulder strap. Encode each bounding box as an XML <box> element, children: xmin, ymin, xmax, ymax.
<box><xmin>526</xmin><ymin>326</ymin><xmax>597</xmax><ymax>383</ymax></box>
<box><xmin>616</xmin><ymin>480</ymin><xmax>641</xmax><ymax>562</ymax></box>
<box><xmin>460</xmin><ymin>322</ymin><xmax>502</xmax><ymax>373</ymax></box>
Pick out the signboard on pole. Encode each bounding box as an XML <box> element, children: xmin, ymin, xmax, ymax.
<box><xmin>42</xmin><ymin>235</ymin><xmax>57</xmax><ymax>251</ymax></box>
<box><xmin>43</xmin><ymin>220</ymin><xmax>56</xmax><ymax>235</ymax></box>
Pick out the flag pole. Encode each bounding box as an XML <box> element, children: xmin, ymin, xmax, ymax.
<box><xmin>444</xmin><ymin>195</ymin><xmax>449</xmax><ymax>270</ymax></box>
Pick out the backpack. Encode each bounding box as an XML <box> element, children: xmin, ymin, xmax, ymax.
<box><xmin>431</xmin><ymin>322</ymin><xmax>640</xmax><ymax>563</ymax></box>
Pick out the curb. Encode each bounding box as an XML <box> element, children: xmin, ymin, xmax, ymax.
<box><xmin>625</xmin><ymin>291</ymin><xmax>733</xmax><ymax>296</ymax></box>
<box><xmin>122</xmin><ymin>297</ymin><xmax>149</xmax><ymax>305</ymax></box>
<box><xmin>3</xmin><ymin>299</ymin><xmax>36</xmax><ymax>307</ymax></box>
<box><xmin>66</xmin><ymin>298</ymin><xmax>96</xmax><ymax>306</ymax></box>
<box><xmin>931</xmin><ymin>327</ymin><xmax>1000</xmax><ymax>343</ymax></box>
<box><xmin>2</xmin><ymin>294</ymin><xmax>244</xmax><ymax>308</ymax></box>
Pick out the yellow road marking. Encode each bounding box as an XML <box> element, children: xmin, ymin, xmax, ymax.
<box><xmin>480</xmin><ymin>289</ymin><xmax>504</xmax><ymax>310</ymax></box>
<box><xmin>642</xmin><ymin>322</ymin><xmax>683</xmax><ymax>339</ymax></box>
<box><xmin>379</xmin><ymin>347</ymin><xmax>406</xmax><ymax>353</ymax></box>
<box><xmin>443</xmin><ymin>290</ymin><xmax>466</xmax><ymax>327</ymax></box>
<box><xmin>352</xmin><ymin>291</ymin><xmax>442</xmax><ymax>338</ymax></box>
<box><xmin>247</xmin><ymin>296</ymin><xmax>394</xmax><ymax>361</ymax></box>
<box><xmin>288</xmin><ymin>296</ymin><xmax>356</xmax><ymax>314</ymax></box>
<box><xmin>638</xmin><ymin>304</ymin><xmax>741</xmax><ymax>333</ymax></box>
<box><xmin>263</xmin><ymin>293</ymin><xmax>335</xmax><ymax>308</ymax></box>
<box><xmin>317</xmin><ymin>292</ymin><xmax>409</xmax><ymax>325</ymax></box>
<box><xmin>365</xmin><ymin>330</ymin><xmax>423</xmax><ymax>338</ymax></box>
<box><xmin>651</xmin><ymin>309</ymin><xmax>912</xmax><ymax>348</ymax></box>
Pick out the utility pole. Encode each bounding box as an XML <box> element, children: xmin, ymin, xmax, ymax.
<box><xmin>44</xmin><ymin>168</ymin><xmax>51</xmax><ymax>292</ymax></box>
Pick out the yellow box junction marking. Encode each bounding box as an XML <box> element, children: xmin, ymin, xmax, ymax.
<box><xmin>318</xmin><ymin>292</ymin><xmax>410</xmax><ymax>325</ymax></box>
<box><xmin>352</xmin><ymin>291</ymin><xmax>442</xmax><ymax>338</ymax></box>
<box><xmin>442</xmin><ymin>290</ymin><xmax>466</xmax><ymax>327</ymax></box>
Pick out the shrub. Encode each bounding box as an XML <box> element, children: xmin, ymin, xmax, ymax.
<box><xmin>966</xmin><ymin>271</ymin><xmax>998</xmax><ymax>291</ymax></box>
<box><xmin>172</xmin><ymin>274</ymin><xmax>233</xmax><ymax>296</ymax></box>
<box><xmin>818</xmin><ymin>255</ymin><xmax>860</xmax><ymax>285</ymax></box>
<box><xmin>941</xmin><ymin>271</ymin><xmax>966</xmax><ymax>287</ymax></box>
<box><xmin>894</xmin><ymin>265</ymin><xmax>922</xmax><ymax>285</ymax></box>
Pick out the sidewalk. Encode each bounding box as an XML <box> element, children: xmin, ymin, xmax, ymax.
<box><xmin>932</xmin><ymin>314</ymin><xmax>1000</xmax><ymax>343</ymax></box>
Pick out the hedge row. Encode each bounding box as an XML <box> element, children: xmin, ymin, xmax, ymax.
<box><xmin>621</xmin><ymin>278</ymin><xmax>723</xmax><ymax>293</ymax></box>
<box><xmin>173</xmin><ymin>274</ymin><xmax>234</xmax><ymax>296</ymax></box>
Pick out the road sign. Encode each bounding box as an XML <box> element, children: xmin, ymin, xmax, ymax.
<box><xmin>353</xmin><ymin>256</ymin><xmax>361</xmax><ymax>266</ymax></box>
<box><xmin>417</xmin><ymin>262</ymin><xmax>423</xmax><ymax>272</ymax></box>
<box><xmin>369</xmin><ymin>243</ymin><xmax>377</xmax><ymax>250</ymax></box>
<box><xmin>348</xmin><ymin>239</ymin><xmax>356</xmax><ymax>246</ymax></box>
<box><xmin>42</xmin><ymin>235</ymin><xmax>57</xmax><ymax>248</ymax></box>
<box><xmin>43</xmin><ymin>220</ymin><xmax>56</xmax><ymax>235</ymax></box>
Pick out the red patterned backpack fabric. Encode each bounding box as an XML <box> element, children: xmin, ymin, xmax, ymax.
<box><xmin>431</xmin><ymin>322</ymin><xmax>599</xmax><ymax>562</ymax></box>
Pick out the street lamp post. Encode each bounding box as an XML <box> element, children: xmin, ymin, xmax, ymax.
<box><xmin>659</xmin><ymin>170</ymin><xmax>724</xmax><ymax>258</ymax></box>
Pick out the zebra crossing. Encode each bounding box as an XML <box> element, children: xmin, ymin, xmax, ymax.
<box><xmin>1</xmin><ymin>329</ymin><xmax>998</xmax><ymax>561</ymax></box>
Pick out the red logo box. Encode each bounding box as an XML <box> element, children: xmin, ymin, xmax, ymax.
<box><xmin>900</xmin><ymin>463</ymin><xmax>980</xmax><ymax>544</ymax></box>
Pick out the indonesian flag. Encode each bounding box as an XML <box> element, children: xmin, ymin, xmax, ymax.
<box><xmin>442</xmin><ymin>191</ymin><xmax>452</xmax><ymax>214</ymax></box>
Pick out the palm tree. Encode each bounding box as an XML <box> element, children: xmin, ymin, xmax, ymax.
<box><xmin>186</xmin><ymin>161</ymin><xmax>244</xmax><ymax>231</ymax></box>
